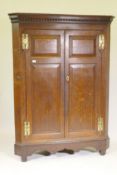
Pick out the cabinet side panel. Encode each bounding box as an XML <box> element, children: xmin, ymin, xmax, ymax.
<box><xmin>12</xmin><ymin>24</ymin><xmax>26</xmax><ymax>143</ymax></box>
<box><xmin>101</xmin><ymin>25</ymin><xmax>110</xmax><ymax>137</ymax></box>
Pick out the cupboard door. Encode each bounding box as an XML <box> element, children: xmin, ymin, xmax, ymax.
<box><xmin>25</xmin><ymin>30</ymin><xmax>65</xmax><ymax>141</ymax></box>
<box><xmin>65</xmin><ymin>30</ymin><xmax>102</xmax><ymax>138</ymax></box>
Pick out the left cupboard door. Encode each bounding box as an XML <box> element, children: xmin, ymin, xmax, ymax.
<box><xmin>23</xmin><ymin>30</ymin><xmax>65</xmax><ymax>142</ymax></box>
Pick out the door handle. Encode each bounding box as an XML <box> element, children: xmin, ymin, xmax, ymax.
<box><xmin>66</xmin><ymin>75</ymin><xmax>70</xmax><ymax>82</ymax></box>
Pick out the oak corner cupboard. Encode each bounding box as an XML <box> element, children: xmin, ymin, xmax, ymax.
<box><xmin>9</xmin><ymin>13</ymin><xmax>114</xmax><ymax>161</ymax></box>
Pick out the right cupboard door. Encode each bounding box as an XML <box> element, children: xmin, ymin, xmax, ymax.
<box><xmin>65</xmin><ymin>30</ymin><xmax>102</xmax><ymax>138</ymax></box>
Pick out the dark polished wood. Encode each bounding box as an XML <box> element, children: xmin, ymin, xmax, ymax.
<box><xmin>9</xmin><ymin>13</ymin><xmax>113</xmax><ymax>24</ymax></box>
<box><xmin>15</xmin><ymin>138</ymin><xmax>109</xmax><ymax>162</ymax></box>
<box><xmin>9</xmin><ymin>13</ymin><xmax>114</xmax><ymax>161</ymax></box>
<box><xmin>65</xmin><ymin>30</ymin><xmax>101</xmax><ymax>139</ymax></box>
<box><xmin>26</xmin><ymin>29</ymin><xmax>65</xmax><ymax>141</ymax></box>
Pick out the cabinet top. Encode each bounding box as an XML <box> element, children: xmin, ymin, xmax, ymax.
<box><xmin>9</xmin><ymin>13</ymin><xmax>114</xmax><ymax>24</ymax></box>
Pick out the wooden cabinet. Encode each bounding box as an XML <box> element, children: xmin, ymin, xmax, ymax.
<box><xmin>9</xmin><ymin>13</ymin><xmax>113</xmax><ymax>161</ymax></box>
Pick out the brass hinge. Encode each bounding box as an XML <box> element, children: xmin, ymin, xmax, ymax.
<box><xmin>99</xmin><ymin>34</ymin><xmax>105</xmax><ymax>50</ymax></box>
<box><xmin>24</xmin><ymin>121</ymin><xmax>30</xmax><ymax>136</ymax></box>
<box><xmin>98</xmin><ymin>116</ymin><xmax>104</xmax><ymax>132</ymax></box>
<box><xmin>22</xmin><ymin>33</ymin><xmax>29</xmax><ymax>50</ymax></box>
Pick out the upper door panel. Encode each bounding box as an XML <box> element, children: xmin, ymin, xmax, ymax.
<box><xmin>30</xmin><ymin>30</ymin><xmax>62</xmax><ymax>58</ymax></box>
